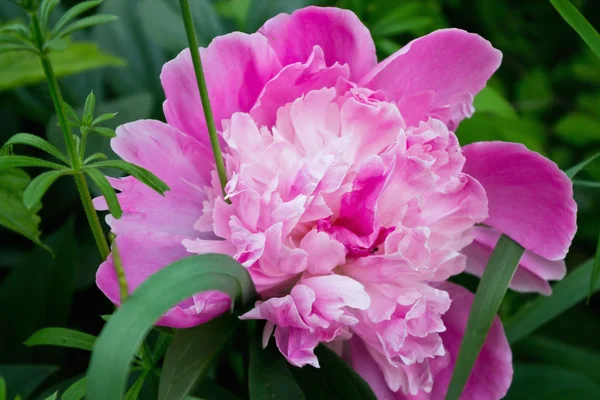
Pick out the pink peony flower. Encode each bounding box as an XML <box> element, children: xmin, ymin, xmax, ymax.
<box><xmin>94</xmin><ymin>6</ymin><xmax>576</xmax><ymax>399</ymax></box>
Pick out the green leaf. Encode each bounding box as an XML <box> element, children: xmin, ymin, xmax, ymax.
<box><xmin>474</xmin><ymin>86</ymin><xmax>517</xmax><ymax>119</ymax></box>
<box><xmin>0</xmin><ymin>377</ymin><xmax>5</xmax><ymax>400</ymax></box>
<box><xmin>0</xmin><ymin>169</ymin><xmax>47</xmax><ymax>250</ymax></box>
<box><xmin>44</xmin><ymin>392</ymin><xmax>57</xmax><ymax>400</ymax></box>
<box><xmin>91</xmin><ymin>126</ymin><xmax>116</xmax><ymax>138</ymax></box>
<box><xmin>565</xmin><ymin>152</ymin><xmax>600</xmax><ymax>178</ymax></box>
<box><xmin>84</xmin><ymin>168</ymin><xmax>122</xmax><ymax>219</ymax></box>
<box><xmin>54</xmin><ymin>14</ymin><xmax>119</xmax><ymax>40</ymax></box>
<box><xmin>248</xmin><ymin>329</ymin><xmax>306</xmax><ymax>400</ymax></box>
<box><xmin>83</xmin><ymin>91</ymin><xmax>96</xmax><ymax>125</ymax></box>
<box><xmin>445</xmin><ymin>235</ymin><xmax>525</xmax><ymax>400</ymax></box>
<box><xmin>0</xmin><ymin>43</ymin><xmax>37</xmax><ymax>54</ymax></box>
<box><xmin>574</xmin><ymin>179</ymin><xmax>600</xmax><ymax>188</ymax></box>
<box><xmin>40</xmin><ymin>0</ymin><xmax>60</xmax><ymax>32</ymax></box>
<box><xmin>87</xmin><ymin>160</ymin><xmax>170</xmax><ymax>195</ymax></box>
<box><xmin>83</xmin><ymin>153</ymin><xmax>108</xmax><ymax>164</ymax></box>
<box><xmin>23</xmin><ymin>169</ymin><xmax>72</xmax><ymax>209</ymax></box>
<box><xmin>0</xmin><ymin>42</ymin><xmax>125</xmax><ymax>91</ymax></box>
<box><xmin>63</xmin><ymin>101</ymin><xmax>81</xmax><ymax>125</ymax></box>
<box><xmin>86</xmin><ymin>254</ymin><xmax>255</xmax><ymax>400</ymax></box>
<box><xmin>24</xmin><ymin>327</ymin><xmax>96</xmax><ymax>351</ymax></box>
<box><xmin>0</xmin><ymin>155</ymin><xmax>66</xmax><ymax>170</ymax></box>
<box><xmin>515</xmin><ymin>68</ymin><xmax>553</xmax><ymax>112</ymax></box>
<box><xmin>61</xmin><ymin>378</ymin><xmax>87</xmax><ymax>400</ymax></box>
<box><xmin>3</xmin><ymin>133</ymin><xmax>69</xmax><ymax>164</ymax></box>
<box><xmin>124</xmin><ymin>372</ymin><xmax>147</xmax><ymax>400</ymax></box>
<box><xmin>158</xmin><ymin>315</ymin><xmax>239</xmax><ymax>400</ymax></box>
<box><xmin>92</xmin><ymin>112</ymin><xmax>117</xmax><ymax>126</ymax></box>
<box><xmin>51</xmin><ymin>0</ymin><xmax>103</xmax><ymax>38</ymax></box>
<box><xmin>554</xmin><ymin>112</ymin><xmax>600</xmax><ymax>146</ymax></box>
<box><xmin>505</xmin><ymin>258</ymin><xmax>598</xmax><ymax>343</ymax></box>
<box><xmin>291</xmin><ymin>345</ymin><xmax>376</xmax><ymax>400</ymax></box>
<box><xmin>550</xmin><ymin>0</ymin><xmax>600</xmax><ymax>60</ymax></box>
<box><xmin>0</xmin><ymin>365</ymin><xmax>57</xmax><ymax>400</ymax></box>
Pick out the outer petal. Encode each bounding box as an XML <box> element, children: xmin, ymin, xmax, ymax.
<box><xmin>360</xmin><ymin>29</ymin><xmax>502</xmax><ymax>129</ymax></box>
<box><xmin>161</xmin><ymin>32</ymin><xmax>282</xmax><ymax>143</ymax></box>
<box><xmin>258</xmin><ymin>6</ymin><xmax>377</xmax><ymax>81</ymax></box>
<box><xmin>94</xmin><ymin>120</ymin><xmax>212</xmax><ymax>238</ymax></box>
<box><xmin>410</xmin><ymin>282</ymin><xmax>512</xmax><ymax>400</ymax></box>
<box><xmin>96</xmin><ymin>232</ymin><xmax>230</xmax><ymax>328</ymax></box>
<box><xmin>462</xmin><ymin>141</ymin><xmax>577</xmax><ymax>260</ymax></box>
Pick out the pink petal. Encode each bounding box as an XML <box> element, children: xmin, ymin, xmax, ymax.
<box><xmin>250</xmin><ymin>46</ymin><xmax>350</xmax><ymax>127</ymax></box>
<box><xmin>161</xmin><ymin>32</ymin><xmax>282</xmax><ymax>144</ymax></box>
<box><xmin>94</xmin><ymin>120</ymin><xmax>212</xmax><ymax>237</ymax></box>
<box><xmin>360</xmin><ymin>29</ymin><xmax>502</xmax><ymax>130</ymax></box>
<box><xmin>299</xmin><ymin>229</ymin><xmax>347</xmax><ymax>274</ymax></box>
<box><xmin>463</xmin><ymin>141</ymin><xmax>577</xmax><ymax>260</ymax></box>
<box><xmin>259</xmin><ymin>6</ymin><xmax>377</xmax><ymax>81</ymax></box>
<box><xmin>96</xmin><ymin>232</ymin><xmax>230</xmax><ymax>328</ymax></box>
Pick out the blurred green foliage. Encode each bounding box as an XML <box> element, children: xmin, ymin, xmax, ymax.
<box><xmin>0</xmin><ymin>0</ymin><xmax>599</xmax><ymax>398</ymax></box>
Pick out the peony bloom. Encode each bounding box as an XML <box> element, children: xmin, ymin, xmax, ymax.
<box><xmin>94</xmin><ymin>6</ymin><xmax>577</xmax><ymax>399</ymax></box>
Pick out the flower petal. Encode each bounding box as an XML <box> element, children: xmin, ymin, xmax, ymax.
<box><xmin>463</xmin><ymin>141</ymin><xmax>577</xmax><ymax>260</ymax></box>
<box><xmin>94</xmin><ymin>120</ymin><xmax>212</xmax><ymax>237</ymax></box>
<box><xmin>360</xmin><ymin>29</ymin><xmax>502</xmax><ymax>130</ymax></box>
<box><xmin>96</xmin><ymin>232</ymin><xmax>230</xmax><ymax>328</ymax></box>
<box><xmin>161</xmin><ymin>32</ymin><xmax>282</xmax><ymax>144</ymax></box>
<box><xmin>259</xmin><ymin>6</ymin><xmax>377</xmax><ymax>81</ymax></box>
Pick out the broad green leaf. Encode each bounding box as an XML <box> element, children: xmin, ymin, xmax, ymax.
<box><xmin>248</xmin><ymin>330</ymin><xmax>306</xmax><ymax>400</ymax></box>
<box><xmin>445</xmin><ymin>235</ymin><xmax>524</xmax><ymax>400</ymax></box>
<box><xmin>60</xmin><ymin>377</ymin><xmax>87</xmax><ymax>400</ymax></box>
<box><xmin>4</xmin><ymin>133</ymin><xmax>69</xmax><ymax>164</ymax></box>
<box><xmin>0</xmin><ymin>155</ymin><xmax>66</xmax><ymax>170</ymax></box>
<box><xmin>565</xmin><ymin>152</ymin><xmax>600</xmax><ymax>178</ymax></box>
<box><xmin>124</xmin><ymin>372</ymin><xmax>147</xmax><ymax>400</ymax></box>
<box><xmin>550</xmin><ymin>0</ymin><xmax>600</xmax><ymax>60</ymax></box>
<box><xmin>0</xmin><ymin>365</ymin><xmax>57</xmax><ymax>400</ymax></box>
<box><xmin>554</xmin><ymin>113</ymin><xmax>600</xmax><ymax>146</ymax></box>
<box><xmin>23</xmin><ymin>169</ymin><xmax>72</xmax><ymax>209</ymax></box>
<box><xmin>514</xmin><ymin>336</ymin><xmax>600</xmax><ymax>382</ymax></box>
<box><xmin>504</xmin><ymin>364</ymin><xmax>600</xmax><ymax>400</ymax></box>
<box><xmin>24</xmin><ymin>327</ymin><xmax>96</xmax><ymax>351</ymax></box>
<box><xmin>474</xmin><ymin>86</ymin><xmax>517</xmax><ymax>119</ymax></box>
<box><xmin>84</xmin><ymin>168</ymin><xmax>122</xmax><ymax>218</ymax></box>
<box><xmin>51</xmin><ymin>0</ymin><xmax>103</xmax><ymax>38</ymax></box>
<box><xmin>87</xmin><ymin>254</ymin><xmax>255</xmax><ymax>400</ymax></box>
<box><xmin>55</xmin><ymin>15</ymin><xmax>119</xmax><ymax>40</ymax></box>
<box><xmin>505</xmin><ymin>258</ymin><xmax>598</xmax><ymax>343</ymax></box>
<box><xmin>87</xmin><ymin>160</ymin><xmax>170</xmax><ymax>195</ymax></box>
<box><xmin>0</xmin><ymin>42</ymin><xmax>124</xmax><ymax>91</ymax></box>
<box><xmin>0</xmin><ymin>169</ymin><xmax>47</xmax><ymax>250</ymax></box>
<box><xmin>158</xmin><ymin>315</ymin><xmax>239</xmax><ymax>400</ymax></box>
<box><xmin>291</xmin><ymin>345</ymin><xmax>376</xmax><ymax>400</ymax></box>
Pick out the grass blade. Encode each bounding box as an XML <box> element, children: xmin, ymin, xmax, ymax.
<box><xmin>505</xmin><ymin>258</ymin><xmax>597</xmax><ymax>343</ymax></box>
<box><xmin>565</xmin><ymin>152</ymin><xmax>600</xmax><ymax>178</ymax></box>
<box><xmin>23</xmin><ymin>169</ymin><xmax>71</xmax><ymax>209</ymax></box>
<box><xmin>24</xmin><ymin>327</ymin><xmax>96</xmax><ymax>351</ymax></box>
<box><xmin>550</xmin><ymin>0</ymin><xmax>600</xmax><ymax>59</ymax></box>
<box><xmin>445</xmin><ymin>235</ymin><xmax>524</xmax><ymax>400</ymax></box>
<box><xmin>573</xmin><ymin>179</ymin><xmax>600</xmax><ymax>188</ymax></box>
<box><xmin>86</xmin><ymin>254</ymin><xmax>255</xmax><ymax>400</ymax></box>
<box><xmin>158</xmin><ymin>315</ymin><xmax>240</xmax><ymax>400</ymax></box>
<box><xmin>84</xmin><ymin>168</ymin><xmax>122</xmax><ymax>219</ymax></box>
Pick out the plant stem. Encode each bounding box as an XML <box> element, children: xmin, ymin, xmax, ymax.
<box><xmin>179</xmin><ymin>0</ymin><xmax>229</xmax><ymax>197</ymax></box>
<box><xmin>30</xmin><ymin>12</ymin><xmax>110</xmax><ymax>260</ymax></box>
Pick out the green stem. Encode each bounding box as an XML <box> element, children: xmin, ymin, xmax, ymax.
<box><xmin>179</xmin><ymin>0</ymin><xmax>229</xmax><ymax>198</ymax></box>
<box><xmin>30</xmin><ymin>12</ymin><xmax>110</xmax><ymax>260</ymax></box>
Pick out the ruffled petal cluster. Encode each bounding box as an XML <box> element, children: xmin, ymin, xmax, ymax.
<box><xmin>94</xmin><ymin>6</ymin><xmax>577</xmax><ymax>399</ymax></box>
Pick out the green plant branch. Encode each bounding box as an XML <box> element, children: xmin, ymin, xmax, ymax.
<box><xmin>29</xmin><ymin>11</ymin><xmax>110</xmax><ymax>259</ymax></box>
<box><xmin>179</xmin><ymin>0</ymin><xmax>229</xmax><ymax>199</ymax></box>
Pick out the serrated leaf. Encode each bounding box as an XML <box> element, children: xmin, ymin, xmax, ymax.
<box><xmin>158</xmin><ymin>315</ymin><xmax>240</xmax><ymax>400</ymax></box>
<box><xmin>0</xmin><ymin>155</ymin><xmax>66</xmax><ymax>170</ymax></box>
<box><xmin>4</xmin><ymin>133</ymin><xmax>69</xmax><ymax>164</ymax></box>
<box><xmin>83</xmin><ymin>152</ymin><xmax>108</xmax><ymax>164</ymax></box>
<box><xmin>87</xmin><ymin>160</ymin><xmax>169</xmax><ymax>195</ymax></box>
<box><xmin>23</xmin><ymin>169</ymin><xmax>72</xmax><ymax>209</ymax></box>
<box><xmin>83</xmin><ymin>91</ymin><xmax>96</xmax><ymax>125</ymax></box>
<box><xmin>86</xmin><ymin>254</ymin><xmax>255</xmax><ymax>400</ymax></box>
<box><xmin>91</xmin><ymin>126</ymin><xmax>116</xmax><ymax>138</ymax></box>
<box><xmin>550</xmin><ymin>0</ymin><xmax>600</xmax><ymax>60</ymax></box>
<box><xmin>92</xmin><ymin>112</ymin><xmax>117</xmax><ymax>125</ymax></box>
<box><xmin>565</xmin><ymin>152</ymin><xmax>600</xmax><ymax>178</ymax></box>
<box><xmin>445</xmin><ymin>235</ymin><xmax>524</xmax><ymax>400</ymax></box>
<box><xmin>61</xmin><ymin>377</ymin><xmax>87</xmax><ymax>400</ymax></box>
<box><xmin>24</xmin><ymin>327</ymin><xmax>96</xmax><ymax>351</ymax></box>
<box><xmin>84</xmin><ymin>168</ymin><xmax>122</xmax><ymax>218</ymax></box>
<box><xmin>51</xmin><ymin>0</ymin><xmax>103</xmax><ymax>38</ymax></box>
<box><xmin>54</xmin><ymin>14</ymin><xmax>119</xmax><ymax>40</ymax></box>
<box><xmin>0</xmin><ymin>42</ymin><xmax>124</xmax><ymax>91</ymax></box>
<box><xmin>0</xmin><ymin>169</ymin><xmax>47</xmax><ymax>250</ymax></box>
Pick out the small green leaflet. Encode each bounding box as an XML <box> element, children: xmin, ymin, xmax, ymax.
<box><xmin>24</xmin><ymin>327</ymin><xmax>96</xmax><ymax>351</ymax></box>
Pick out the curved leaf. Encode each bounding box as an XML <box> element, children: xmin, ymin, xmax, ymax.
<box><xmin>24</xmin><ymin>327</ymin><xmax>96</xmax><ymax>351</ymax></box>
<box><xmin>51</xmin><ymin>0</ymin><xmax>103</xmax><ymax>38</ymax></box>
<box><xmin>158</xmin><ymin>315</ymin><xmax>240</xmax><ymax>400</ymax></box>
<box><xmin>23</xmin><ymin>169</ymin><xmax>72</xmax><ymax>209</ymax></box>
<box><xmin>4</xmin><ymin>133</ymin><xmax>69</xmax><ymax>164</ymax></box>
<box><xmin>84</xmin><ymin>168</ymin><xmax>122</xmax><ymax>218</ymax></box>
<box><xmin>86</xmin><ymin>254</ymin><xmax>255</xmax><ymax>400</ymax></box>
<box><xmin>87</xmin><ymin>160</ymin><xmax>170</xmax><ymax>194</ymax></box>
<box><xmin>55</xmin><ymin>15</ymin><xmax>119</xmax><ymax>40</ymax></box>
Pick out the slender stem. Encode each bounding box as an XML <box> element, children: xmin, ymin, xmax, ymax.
<box><xmin>75</xmin><ymin>173</ymin><xmax>110</xmax><ymax>259</ymax></box>
<box><xmin>179</xmin><ymin>0</ymin><xmax>228</xmax><ymax>197</ymax></box>
<box><xmin>109</xmin><ymin>233</ymin><xmax>129</xmax><ymax>302</ymax></box>
<box><xmin>30</xmin><ymin>12</ymin><xmax>110</xmax><ymax>259</ymax></box>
